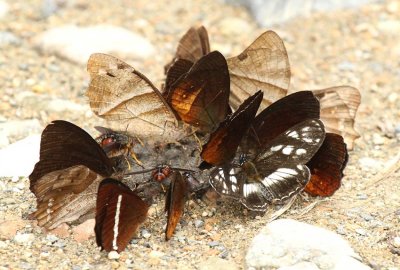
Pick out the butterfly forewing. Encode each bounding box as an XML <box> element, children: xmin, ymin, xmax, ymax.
<box><xmin>305</xmin><ymin>133</ymin><xmax>348</xmax><ymax>196</ymax></box>
<box><xmin>251</xmin><ymin>91</ymin><xmax>320</xmax><ymax>148</ymax></box>
<box><xmin>200</xmin><ymin>91</ymin><xmax>263</xmax><ymax>168</ymax></box>
<box><xmin>164</xmin><ymin>59</ymin><xmax>194</xmax><ymax>94</ymax></box>
<box><xmin>165</xmin><ymin>172</ymin><xmax>187</xmax><ymax>240</ymax></box>
<box><xmin>166</xmin><ymin>51</ymin><xmax>230</xmax><ymax>132</ymax></box>
<box><xmin>95</xmin><ymin>179</ymin><xmax>149</xmax><ymax>253</ymax></box>
<box><xmin>227</xmin><ymin>31</ymin><xmax>290</xmax><ymax>112</ymax></box>
<box><xmin>87</xmin><ymin>53</ymin><xmax>133</xmax><ymax>78</ymax></box>
<box><xmin>86</xmin><ymin>54</ymin><xmax>183</xmax><ymax>143</ymax></box>
<box><xmin>312</xmin><ymin>86</ymin><xmax>360</xmax><ymax>150</ymax></box>
<box><xmin>29</xmin><ymin>121</ymin><xmax>114</xmax><ymax>229</ymax></box>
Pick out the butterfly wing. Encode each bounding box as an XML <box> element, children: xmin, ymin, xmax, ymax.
<box><xmin>200</xmin><ymin>91</ymin><xmax>263</xmax><ymax>168</ymax></box>
<box><xmin>305</xmin><ymin>133</ymin><xmax>348</xmax><ymax>196</ymax></box>
<box><xmin>166</xmin><ymin>51</ymin><xmax>231</xmax><ymax>132</ymax></box>
<box><xmin>29</xmin><ymin>120</ymin><xmax>114</xmax><ymax>229</ymax></box>
<box><xmin>164</xmin><ymin>59</ymin><xmax>194</xmax><ymax>95</ymax></box>
<box><xmin>95</xmin><ymin>179</ymin><xmax>149</xmax><ymax>253</ymax></box>
<box><xmin>312</xmin><ymin>86</ymin><xmax>361</xmax><ymax>150</ymax></box>
<box><xmin>165</xmin><ymin>171</ymin><xmax>187</xmax><ymax>240</ymax></box>
<box><xmin>164</xmin><ymin>26</ymin><xmax>210</xmax><ymax>73</ymax></box>
<box><xmin>227</xmin><ymin>31</ymin><xmax>290</xmax><ymax>112</ymax></box>
<box><xmin>250</xmin><ymin>91</ymin><xmax>320</xmax><ymax>148</ymax></box>
<box><xmin>86</xmin><ymin>53</ymin><xmax>183</xmax><ymax>143</ymax></box>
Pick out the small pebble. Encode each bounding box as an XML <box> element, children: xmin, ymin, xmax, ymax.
<box><xmin>393</xmin><ymin>237</ymin><xmax>400</xmax><ymax>248</ymax></box>
<box><xmin>194</xmin><ymin>219</ymin><xmax>204</xmax><ymax>228</ymax></box>
<box><xmin>208</xmin><ymin>241</ymin><xmax>220</xmax><ymax>247</ymax></box>
<box><xmin>141</xmin><ymin>229</ymin><xmax>151</xmax><ymax>239</ymax></box>
<box><xmin>108</xmin><ymin>251</ymin><xmax>120</xmax><ymax>260</ymax></box>
<box><xmin>202</xmin><ymin>211</ymin><xmax>208</xmax><ymax>217</ymax></box>
<box><xmin>14</xmin><ymin>233</ymin><xmax>35</xmax><ymax>244</ymax></box>
<box><xmin>355</xmin><ymin>228</ymin><xmax>367</xmax><ymax>236</ymax></box>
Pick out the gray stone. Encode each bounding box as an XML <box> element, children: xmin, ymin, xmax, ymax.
<box><xmin>226</xmin><ymin>0</ymin><xmax>379</xmax><ymax>27</ymax></box>
<box><xmin>0</xmin><ymin>134</ymin><xmax>41</xmax><ymax>177</ymax></box>
<box><xmin>108</xmin><ymin>251</ymin><xmax>120</xmax><ymax>260</ymax></box>
<box><xmin>33</xmin><ymin>24</ymin><xmax>156</xmax><ymax>64</ymax></box>
<box><xmin>245</xmin><ymin>219</ymin><xmax>371</xmax><ymax>270</ymax></box>
<box><xmin>194</xmin><ymin>219</ymin><xmax>204</xmax><ymax>228</ymax></box>
<box><xmin>14</xmin><ymin>233</ymin><xmax>35</xmax><ymax>244</ymax></box>
<box><xmin>0</xmin><ymin>31</ymin><xmax>21</xmax><ymax>47</ymax></box>
<box><xmin>0</xmin><ymin>119</ymin><xmax>42</xmax><ymax>141</ymax></box>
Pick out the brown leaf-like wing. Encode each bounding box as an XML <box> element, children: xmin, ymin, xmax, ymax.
<box><xmin>164</xmin><ymin>26</ymin><xmax>210</xmax><ymax>73</ymax></box>
<box><xmin>164</xmin><ymin>59</ymin><xmax>194</xmax><ymax>96</ymax></box>
<box><xmin>86</xmin><ymin>54</ymin><xmax>183</xmax><ymax>143</ymax></box>
<box><xmin>165</xmin><ymin>172</ymin><xmax>187</xmax><ymax>240</ymax></box>
<box><xmin>166</xmin><ymin>51</ymin><xmax>230</xmax><ymax>132</ymax></box>
<box><xmin>87</xmin><ymin>53</ymin><xmax>132</xmax><ymax>78</ymax></box>
<box><xmin>95</xmin><ymin>179</ymin><xmax>149</xmax><ymax>252</ymax></box>
<box><xmin>227</xmin><ymin>31</ymin><xmax>290</xmax><ymax>111</ymax></box>
<box><xmin>29</xmin><ymin>120</ymin><xmax>114</xmax><ymax>229</ymax></box>
<box><xmin>200</xmin><ymin>91</ymin><xmax>263</xmax><ymax>168</ymax></box>
<box><xmin>305</xmin><ymin>133</ymin><xmax>348</xmax><ymax>196</ymax></box>
<box><xmin>312</xmin><ymin>86</ymin><xmax>361</xmax><ymax>150</ymax></box>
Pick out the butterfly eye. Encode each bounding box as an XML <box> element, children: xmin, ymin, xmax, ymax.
<box><xmin>101</xmin><ymin>137</ymin><xmax>115</xmax><ymax>147</ymax></box>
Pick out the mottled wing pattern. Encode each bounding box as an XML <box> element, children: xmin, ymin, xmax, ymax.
<box><xmin>227</xmin><ymin>31</ymin><xmax>290</xmax><ymax>111</ymax></box>
<box><xmin>95</xmin><ymin>179</ymin><xmax>149</xmax><ymax>253</ymax></box>
<box><xmin>86</xmin><ymin>54</ymin><xmax>182</xmax><ymax>142</ymax></box>
<box><xmin>312</xmin><ymin>86</ymin><xmax>361</xmax><ymax>150</ymax></box>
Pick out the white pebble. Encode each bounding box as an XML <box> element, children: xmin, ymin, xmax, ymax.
<box><xmin>108</xmin><ymin>251</ymin><xmax>120</xmax><ymax>260</ymax></box>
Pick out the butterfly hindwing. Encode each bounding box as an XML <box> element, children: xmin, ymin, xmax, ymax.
<box><xmin>95</xmin><ymin>179</ymin><xmax>149</xmax><ymax>253</ymax></box>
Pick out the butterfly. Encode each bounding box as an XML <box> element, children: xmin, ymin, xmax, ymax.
<box><xmin>29</xmin><ymin>120</ymin><xmax>120</xmax><ymax>229</ymax></box>
<box><xmin>95</xmin><ymin>178</ymin><xmax>149</xmax><ymax>253</ymax></box>
<box><xmin>86</xmin><ymin>53</ymin><xmax>189</xmax><ymax>144</ymax></box>
<box><xmin>164</xmin><ymin>51</ymin><xmax>231</xmax><ymax>133</ymax></box>
<box><xmin>203</xmin><ymin>91</ymin><xmax>328</xmax><ymax>211</ymax></box>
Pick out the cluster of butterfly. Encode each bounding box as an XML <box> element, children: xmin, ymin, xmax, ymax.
<box><xmin>29</xmin><ymin>26</ymin><xmax>361</xmax><ymax>253</ymax></box>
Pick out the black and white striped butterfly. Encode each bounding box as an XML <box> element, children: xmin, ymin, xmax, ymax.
<box><xmin>201</xmin><ymin>91</ymin><xmax>327</xmax><ymax>211</ymax></box>
<box><xmin>210</xmin><ymin>119</ymin><xmax>325</xmax><ymax>211</ymax></box>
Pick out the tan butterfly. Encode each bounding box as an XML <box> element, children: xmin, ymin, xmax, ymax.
<box><xmin>86</xmin><ymin>53</ymin><xmax>188</xmax><ymax>144</ymax></box>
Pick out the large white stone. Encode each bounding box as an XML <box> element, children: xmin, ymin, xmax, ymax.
<box><xmin>33</xmin><ymin>24</ymin><xmax>156</xmax><ymax>64</ymax></box>
<box><xmin>245</xmin><ymin>219</ymin><xmax>371</xmax><ymax>270</ymax></box>
<box><xmin>0</xmin><ymin>135</ymin><xmax>41</xmax><ymax>177</ymax></box>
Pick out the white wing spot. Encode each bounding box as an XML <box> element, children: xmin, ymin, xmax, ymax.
<box><xmin>302</xmin><ymin>127</ymin><xmax>311</xmax><ymax>132</ymax></box>
<box><xmin>230</xmin><ymin>175</ymin><xmax>237</xmax><ymax>184</ymax></box>
<box><xmin>282</xmin><ymin>145</ymin><xmax>294</xmax><ymax>155</ymax></box>
<box><xmin>288</xmin><ymin>131</ymin><xmax>299</xmax><ymax>138</ymax></box>
<box><xmin>297</xmin><ymin>165</ymin><xmax>303</xmax><ymax>170</ymax></box>
<box><xmin>112</xmin><ymin>195</ymin><xmax>122</xmax><ymax>251</ymax></box>
<box><xmin>315</xmin><ymin>138</ymin><xmax>321</xmax><ymax>143</ymax></box>
<box><xmin>296</xmin><ymin>148</ymin><xmax>307</xmax><ymax>155</ymax></box>
<box><xmin>303</xmin><ymin>137</ymin><xmax>313</xmax><ymax>143</ymax></box>
<box><xmin>271</xmin><ymin>145</ymin><xmax>283</xmax><ymax>152</ymax></box>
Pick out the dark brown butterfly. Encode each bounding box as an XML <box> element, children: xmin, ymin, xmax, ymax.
<box><xmin>86</xmin><ymin>53</ymin><xmax>188</xmax><ymax>144</ymax></box>
<box><xmin>95</xmin><ymin>178</ymin><xmax>149</xmax><ymax>252</ymax></box>
<box><xmin>204</xmin><ymin>91</ymin><xmax>327</xmax><ymax>211</ymax></box>
<box><xmin>164</xmin><ymin>25</ymin><xmax>210</xmax><ymax>73</ymax></box>
<box><xmin>29</xmin><ymin>120</ymin><xmax>117</xmax><ymax>229</ymax></box>
<box><xmin>165</xmin><ymin>171</ymin><xmax>187</xmax><ymax>240</ymax></box>
<box><xmin>164</xmin><ymin>51</ymin><xmax>231</xmax><ymax>133</ymax></box>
